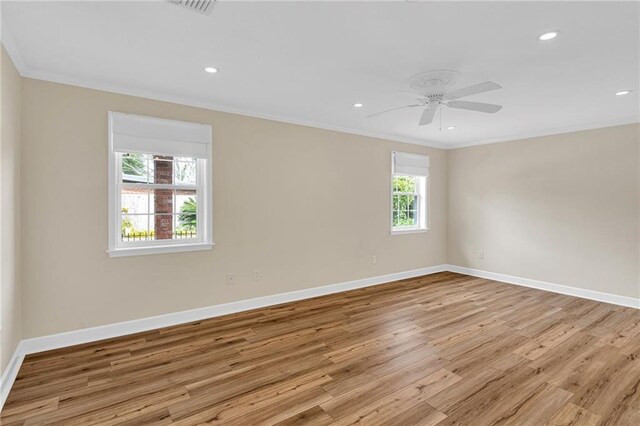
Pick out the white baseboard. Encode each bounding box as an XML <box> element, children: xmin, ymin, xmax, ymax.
<box><xmin>0</xmin><ymin>341</ymin><xmax>25</xmax><ymax>411</ymax></box>
<box><xmin>0</xmin><ymin>264</ymin><xmax>447</xmax><ymax>410</ymax></box>
<box><xmin>446</xmin><ymin>264</ymin><xmax>640</xmax><ymax>309</ymax></box>
<box><xmin>3</xmin><ymin>263</ymin><xmax>638</xmax><ymax>410</ymax></box>
<box><xmin>19</xmin><ymin>264</ymin><xmax>447</xmax><ymax>356</ymax></box>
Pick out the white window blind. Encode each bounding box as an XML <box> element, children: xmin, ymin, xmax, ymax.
<box><xmin>110</xmin><ymin>112</ymin><xmax>211</xmax><ymax>159</ymax></box>
<box><xmin>392</xmin><ymin>151</ymin><xmax>430</xmax><ymax>177</ymax></box>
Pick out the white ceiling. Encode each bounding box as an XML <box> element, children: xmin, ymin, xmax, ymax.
<box><xmin>2</xmin><ymin>0</ymin><xmax>639</xmax><ymax>148</ymax></box>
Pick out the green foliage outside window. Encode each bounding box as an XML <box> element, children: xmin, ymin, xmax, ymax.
<box><xmin>179</xmin><ymin>197</ymin><xmax>197</xmax><ymax>230</ymax></box>
<box><xmin>122</xmin><ymin>153</ymin><xmax>145</xmax><ymax>176</ymax></box>
<box><xmin>393</xmin><ymin>176</ymin><xmax>418</xmax><ymax>227</ymax></box>
<box><xmin>121</xmin><ymin>207</ymin><xmax>135</xmax><ymax>234</ymax></box>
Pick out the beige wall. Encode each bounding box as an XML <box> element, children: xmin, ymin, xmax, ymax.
<box><xmin>448</xmin><ymin>124</ymin><xmax>640</xmax><ymax>299</ymax></box>
<box><xmin>7</xmin><ymin>65</ymin><xmax>640</xmax><ymax>345</ymax></box>
<box><xmin>20</xmin><ymin>78</ymin><xmax>448</xmax><ymax>338</ymax></box>
<box><xmin>1</xmin><ymin>46</ymin><xmax>22</xmax><ymax>372</ymax></box>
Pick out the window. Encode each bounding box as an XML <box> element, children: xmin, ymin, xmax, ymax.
<box><xmin>391</xmin><ymin>151</ymin><xmax>429</xmax><ymax>233</ymax></box>
<box><xmin>108</xmin><ymin>112</ymin><xmax>213</xmax><ymax>256</ymax></box>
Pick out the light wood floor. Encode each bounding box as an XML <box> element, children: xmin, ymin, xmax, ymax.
<box><xmin>2</xmin><ymin>272</ymin><xmax>640</xmax><ymax>425</ymax></box>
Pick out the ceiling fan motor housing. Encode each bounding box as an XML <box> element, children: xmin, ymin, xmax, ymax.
<box><xmin>408</xmin><ymin>70</ymin><xmax>461</xmax><ymax>95</ymax></box>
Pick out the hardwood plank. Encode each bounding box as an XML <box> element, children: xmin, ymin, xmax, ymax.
<box><xmin>170</xmin><ymin>370</ymin><xmax>333</xmax><ymax>424</ymax></box>
<box><xmin>274</xmin><ymin>406</ymin><xmax>335</xmax><ymax>426</ymax></box>
<box><xmin>222</xmin><ymin>387</ymin><xmax>332</xmax><ymax>425</ymax></box>
<box><xmin>545</xmin><ymin>403</ymin><xmax>601</xmax><ymax>425</ymax></box>
<box><xmin>492</xmin><ymin>383</ymin><xmax>573</xmax><ymax>425</ymax></box>
<box><xmin>512</xmin><ymin>323</ymin><xmax>581</xmax><ymax>360</ymax></box>
<box><xmin>382</xmin><ymin>402</ymin><xmax>447</xmax><ymax>426</ymax></box>
<box><xmin>329</xmin><ymin>368</ymin><xmax>459</xmax><ymax>425</ymax></box>
<box><xmin>0</xmin><ymin>397</ymin><xmax>59</xmax><ymax>424</ymax></box>
<box><xmin>319</xmin><ymin>359</ymin><xmax>443</xmax><ymax>419</ymax></box>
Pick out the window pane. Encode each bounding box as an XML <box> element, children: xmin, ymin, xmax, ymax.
<box><xmin>393</xmin><ymin>175</ymin><xmax>416</xmax><ymax>193</ymax></box>
<box><xmin>175</xmin><ymin>215</ymin><xmax>197</xmax><ymax>239</ymax></box>
<box><xmin>408</xmin><ymin>195</ymin><xmax>416</xmax><ymax>210</ymax></box>
<box><xmin>148</xmin><ymin>214</ymin><xmax>197</xmax><ymax>240</ymax></box>
<box><xmin>121</xmin><ymin>153</ymin><xmax>150</xmax><ymax>183</ymax></box>
<box><xmin>121</xmin><ymin>189</ymin><xmax>150</xmax><ymax>215</ymax></box>
<box><xmin>121</xmin><ymin>188</ymin><xmax>150</xmax><ymax>238</ymax></box>
<box><xmin>153</xmin><ymin>188</ymin><xmax>174</xmax><ymax>214</ymax></box>
<box><xmin>393</xmin><ymin>196</ymin><xmax>419</xmax><ymax>228</ymax></box>
<box><xmin>174</xmin><ymin>160</ymin><xmax>197</xmax><ymax>185</ymax></box>
<box><xmin>148</xmin><ymin>156</ymin><xmax>174</xmax><ymax>185</ymax></box>
<box><xmin>176</xmin><ymin>190</ymin><xmax>197</xmax><ymax>232</ymax></box>
<box><xmin>151</xmin><ymin>188</ymin><xmax>174</xmax><ymax>240</ymax></box>
<box><xmin>150</xmin><ymin>214</ymin><xmax>172</xmax><ymax>240</ymax></box>
<box><xmin>121</xmin><ymin>214</ymin><xmax>152</xmax><ymax>241</ymax></box>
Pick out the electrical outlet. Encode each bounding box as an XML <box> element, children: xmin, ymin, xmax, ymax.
<box><xmin>478</xmin><ymin>250</ymin><xmax>484</xmax><ymax>259</ymax></box>
<box><xmin>253</xmin><ymin>269</ymin><xmax>262</xmax><ymax>281</ymax></box>
<box><xmin>227</xmin><ymin>273</ymin><xmax>235</xmax><ymax>285</ymax></box>
<box><xmin>371</xmin><ymin>255</ymin><xmax>377</xmax><ymax>265</ymax></box>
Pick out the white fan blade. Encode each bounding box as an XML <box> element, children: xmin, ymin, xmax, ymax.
<box><xmin>446</xmin><ymin>81</ymin><xmax>502</xmax><ymax>100</ymax></box>
<box><xmin>446</xmin><ymin>100</ymin><xmax>502</xmax><ymax>113</ymax></box>
<box><xmin>419</xmin><ymin>108</ymin><xmax>436</xmax><ymax>126</ymax></box>
<box><xmin>366</xmin><ymin>104</ymin><xmax>422</xmax><ymax>118</ymax></box>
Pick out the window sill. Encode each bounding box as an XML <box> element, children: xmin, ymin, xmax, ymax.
<box><xmin>390</xmin><ymin>228</ymin><xmax>429</xmax><ymax>235</ymax></box>
<box><xmin>108</xmin><ymin>242</ymin><xmax>214</xmax><ymax>257</ymax></box>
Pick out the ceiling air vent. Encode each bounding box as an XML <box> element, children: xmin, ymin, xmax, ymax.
<box><xmin>169</xmin><ymin>0</ymin><xmax>216</xmax><ymax>16</ymax></box>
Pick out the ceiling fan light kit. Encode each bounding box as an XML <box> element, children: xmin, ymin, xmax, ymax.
<box><xmin>368</xmin><ymin>70</ymin><xmax>503</xmax><ymax>127</ymax></box>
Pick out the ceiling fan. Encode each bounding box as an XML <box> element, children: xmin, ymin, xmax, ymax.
<box><xmin>367</xmin><ymin>70</ymin><xmax>503</xmax><ymax>126</ymax></box>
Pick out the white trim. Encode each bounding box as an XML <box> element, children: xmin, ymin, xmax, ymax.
<box><xmin>446</xmin><ymin>264</ymin><xmax>640</xmax><ymax>309</ymax></box>
<box><xmin>390</xmin><ymin>228</ymin><xmax>429</xmax><ymax>235</ymax></box>
<box><xmin>0</xmin><ymin>341</ymin><xmax>25</xmax><ymax>411</ymax></box>
<box><xmin>107</xmin><ymin>242</ymin><xmax>214</xmax><ymax>257</ymax></box>
<box><xmin>11</xmin><ymin>68</ymin><xmax>639</xmax><ymax>151</ymax></box>
<box><xmin>446</xmin><ymin>117</ymin><xmax>640</xmax><ymax>149</ymax></box>
<box><xmin>2</xmin><ymin>263</ymin><xmax>638</xmax><ymax>410</ymax></box>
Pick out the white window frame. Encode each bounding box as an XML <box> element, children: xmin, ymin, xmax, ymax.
<box><xmin>107</xmin><ymin>112</ymin><xmax>214</xmax><ymax>257</ymax></box>
<box><xmin>390</xmin><ymin>152</ymin><xmax>430</xmax><ymax>235</ymax></box>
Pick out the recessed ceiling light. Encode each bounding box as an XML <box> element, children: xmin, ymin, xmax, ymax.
<box><xmin>353</xmin><ymin>103</ymin><xmax>364</xmax><ymax>108</ymax></box>
<box><xmin>447</xmin><ymin>126</ymin><xmax>456</xmax><ymax>130</ymax></box>
<box><xmin>204</xmin><ymin>67</ymin><xmax>219</xmax><ymax>73</ymax></box>
<box><xmin>616</xmin><ymin>90</ymin><xmax>631</xmax><ymax>96</ymax></box>
<box><xmin>538</xmin><ymin>31</ymin><xmax>559</xmax><ymax>41</ymax></box>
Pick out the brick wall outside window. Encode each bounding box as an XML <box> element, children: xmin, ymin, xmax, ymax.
<box><xmin>154</xmin><ymin>156</ymin><xmax>173</xmax><ymax>239</ymax></box>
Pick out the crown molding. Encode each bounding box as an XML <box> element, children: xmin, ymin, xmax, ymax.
<box><xmin>19</xmin><ymin>63</ymin><xmax>640</xmax><ymax>151</ymax></box>
<box><xmin>447</xmin><ymin>116</ymin><xmax>640</xmax><ymax>149</ymax></box>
